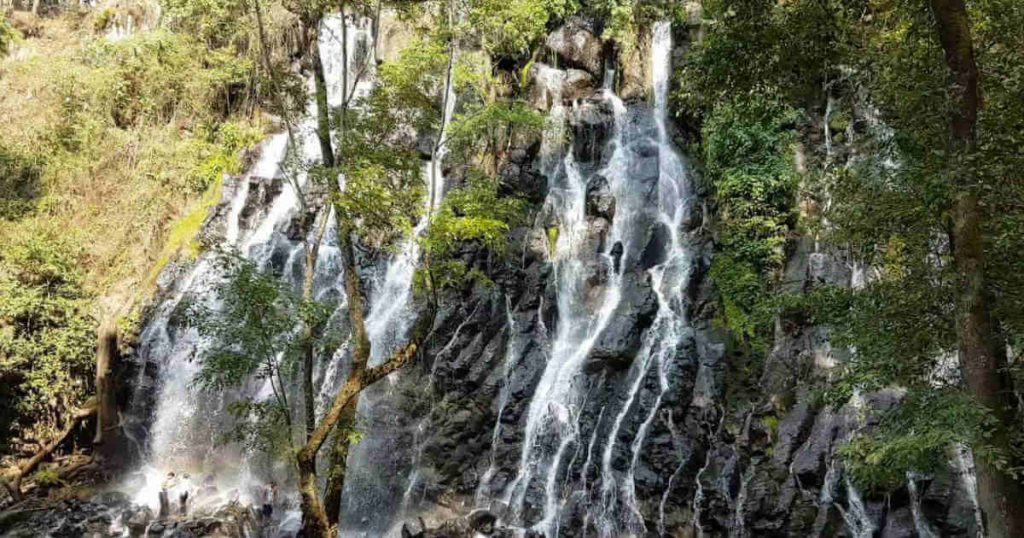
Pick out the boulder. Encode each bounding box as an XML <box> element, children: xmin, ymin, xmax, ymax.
<box><xmin>563</xmin><ymin>69</ymin><xmax>597</xmax><ymax>102</ymax></box>
<box><xmin>545</xmin><ymin>18</ymin><xmax>604</xmax><ymax>77</ymax></box>
<box><xmin>585</xmin><ymin>175</ymin><xmax>615</xmax><ymax>219</ymax></box>
<box><xmin>588</xmin><ymin>271</ymin><xmax>658</xmax><ymax>368</ymax></box>
<box><xmin>528</xmin><ymin>65</ymin><xmax>596</xmax><ymax>111</ymax></box>
<box><xmin>467</xmin><ymin>509</ymin><xmax>497</xmax><ymax>534</ymax></box>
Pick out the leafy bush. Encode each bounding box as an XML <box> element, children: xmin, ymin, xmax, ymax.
<box><xmin>840</xmin><ymin>390</ymin><xmax>1012</xmax><ymax>492</ymax></box>
<box><xmin>0</xmin><ymin>13</ymin><xmax>17</xmax><ymax>57</ymax></box>
<box><xmin>32</xmin><ymin>467</ymin><xmax>61</xmax><ymax>486</ymax></box>
<box><xmin>75</xmin><ymin>31</ymin><xmax>252</xmax><ymax>130</ymax></box>
<box><xmin>0</xmin><ymin>145</ymin><xmax>42</xmax><ymax>221</ymax></box>
<box><xmin>700</xmin><ymin>98</ymin><xmax>797</xmax><ymax>347</ymax></box>
<box><xmin>467</xmin><ymin>0</ymin><xmax>576</xmax><ymax>57</ymax></box>
<box><xmin>0</xmin><ymin>230</ymin><xmax>95</xmax><ymax>448</ymax></box>
<box><xmin>447</xmin><ymin>101</ymin><xmax>545</xmax><ymax>166</ymax></box>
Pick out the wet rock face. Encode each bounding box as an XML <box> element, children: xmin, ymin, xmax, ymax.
<box><xmin>585</xmin><ymin>175</ymin><xmax>615</xmax><ymax>219</ymax></box>
<box><xmin>545</xmin><ymin>18</ymin><xmax>604</xmax><ymax>78</ymax></box>
<box><xmin>389</xmin><ymin>127</ymin><xmax>976</xmax><ymax>537</ymax></box>
<box><xmin>587</xmin><ymin>270</ymin><xmax>657</xmax><ymax>368</ymax></box>
<box><xmin>528</xmin><ymin>64</ymin><xmax>599</xmax><ymax>111</ymax></box>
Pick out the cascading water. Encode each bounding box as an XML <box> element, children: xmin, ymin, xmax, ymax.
<box><xmin>475</xmin><ymin>296</ymin><xmax>522</xmax><ymax>507</ymax></box>
<box><xmin>123</xmin><ymin>14</ymin><xmax>372</xmax><ymax>523</ymax></box>
<box><xmin>486</xmin><ymin>21</ymin><xmax>698</xmax><ymax>537</ymax></box>
<box><xmin>595</xmin><ymin>21</ymin><xmax>693</xmax><ymax>537</ymax></box>
<box><xmin>339</xmin><ymin>43</ymin><xmax>459</xmax><ymax>535</ymax></box>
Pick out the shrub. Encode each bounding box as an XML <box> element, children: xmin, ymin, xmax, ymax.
<box><xmin>0</xmin><ymin>230</ymin><xmax>95</xmax><ymax>449</ymax></box>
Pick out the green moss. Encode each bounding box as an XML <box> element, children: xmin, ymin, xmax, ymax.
<box><xmin>763</xmin><ymin>415</ymin><xmax>779</xmax><ymax>438</ymax></box>
<box><xmin>93</xmin><ymin>8</ymin><xmax>116</xmax><ymax>32</ymax></box>
<box><xmin>547</xmin><ymin>226</ymin><xmax>559</xmax><ymax>254</ymax></box>
<box><xmin>148</xmin><ymin>174</ymin><xmax>222</xmax><ymax>283</ymax></box>
<box><xmin>0</xmin><ymin>13</ymin><xmax>18</xmax><ymax>57</ymax></box>
<box><xmin>32</xmin><ymin>467</ymin><xmax>61</xmax><ymax>486</ymax></box>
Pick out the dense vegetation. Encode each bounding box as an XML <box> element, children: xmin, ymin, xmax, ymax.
<box><xmin>0</xmin><ymin>5</ymin><xmax>276</xmax><ymax>459</ymax></box>
<box><xmin>2</xmin><ymin>0</ymin><xmax>1024</xmax><ymax>534</ymax></box>
<box><xmin>680</xmin><ymin>0</ymin><xmax>1024</xmax><ymax>531</ymax></box>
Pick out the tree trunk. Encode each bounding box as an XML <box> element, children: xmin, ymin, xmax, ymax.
<box><xmin>310</xmin><ymin>22</ymin><xmax>335</xmax><ymax>168</ymax></box>
<box><xmin>302</xmin><ymin>213</ymin><xmax>330</xmax><ymax>444</ymax></box>
<box><xmin>93</xmin><ymin>319</ymin><xmax>121</xmax><ymax>463</ymax></box>
<box><xmin>297</xmin><ymin>376</ymin><xmax>362</xmax><ymax>538</ymax></box>
<box><xmin>322</xmin><ymin>398</ymin><xmax>358</xmax><ymax>527</ymax></box>
<box><xmin>297</xmin><ymin>444</ymin><xmax>331</xmax><ymax>537</ymax></box>
<box><xmin>929</xmin><ymin>0</ymin><xmax>1024</xmax><ymax>535</ymax></box>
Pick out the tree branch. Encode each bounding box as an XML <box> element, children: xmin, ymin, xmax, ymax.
<box><xmin>1</xmin><ymin>399</ymin><xmax>97</xmax><ymax>500</ymax></box>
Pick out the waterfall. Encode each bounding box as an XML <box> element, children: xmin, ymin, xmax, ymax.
<box><xmin>475</xmin><ymin>295</ymin><xmax>521</xmax><ymax>506</ymax></box>
<box><xmin>503</xmin><ymin>90</ymin><xmax>628</xmax><ymax>535</ymax></box>
<box><xmin>124</xmin><ymin>14</ymin><xmax>372</xmax><ymax>523</ymax></box>
<box><xmin>953</xmin><ymin>444</ymin><xmax>985</xmax><ymax>536</ymax></box>
<box><xmin>496</xmin><ymin>20</ymin><xmax>696</xmax><ymax>537</ymax></box>
<box><xmin>595</xmin><ymin>20</ymin><xmax>693</xmax><ymax>538</ymax></box>
<box><xmin>339</xmin><ymin>42</ymin><xmax>459</xmax><ymax>535</ymax></box>
<box><xmin>125</xmin><ymin>14</ymin><xmax>702</xmax><ymax>538</ymax></box>
<box><xmin>907</xmin><ymin>474</ymin><xmax>938</xmax><ymax>538</ymax></box>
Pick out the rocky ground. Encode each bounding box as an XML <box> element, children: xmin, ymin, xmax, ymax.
<box><xmin>0</xmin><ymin>491</ymin><xmax>267</xmax><ymax>538</ymax></box>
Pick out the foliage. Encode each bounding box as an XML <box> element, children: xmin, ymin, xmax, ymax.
<box><xmin>581</xmin><ymin>0</ymin><xmax>684</xmax><ymax>54</ymax></box>
<box><xmin>161</xmin><ymin>0</ymin><xmax>253</xmax><ymax>49</ymax></box>
<box><xmin>699</xmin><ymin>98</ymin><xmax>797</xmax><ymax>348</ymax></box>
<box><xmin>224</xmin><ymin>398</ymin><xmax>295</xmax><ymax>456</ymax></box>
<box><xmin>32</xmin><ymin>467</ymin><xmax>61</xmax><ymax>487</ymax></box>
<box><xmin>73</xmin><ymin>32</ymin><xmax>253</xmax><ymax>133</ymax></box>
<box><xmin>0</xmin><ymin>144</ymin><xmax>42</xmax><ymax>221</ymax></box>
<box><xmin>465</xmin><ymin>0</ymin><xmax>576</xmax><ymax>58</ymax></box>
<box><xmin>677</xmin><ymin>0</ymin><xmax>852</xmax><ymax>349</ymax></box>
<box><xmin>423</xmin><ymin>173</ymin><xmax>527</xmax><ymax>258</ymax></box>
<box><xmin>0</xmin><ymin>13</ymin><xmax>270</xmax><ymax>453</ymax></box>
<box><xmin>840</xmin><ymin>390</ymin><xmax>1013</xmax><ymax>492</ymax></box>
<box><xmin>680</xmin><ymin>0</ymin><xmax>1024</xmax><ymax>489</ymax></box>
<box><xmin>334</xmin><ymin>98</ymin><xmax>425</xmax><ymax>249</ymax></box>
<box><xmin>0</xmin><ymin>230</ymin><xmax>95</xmax><ymax>449</ymax></box>
<box><xmin>194</xmin><ymin>256</ymin><xmax>297</xmax><ymax>389</ymax></box>
<box><xmin>0</xmin><ymin>18</ymin><xmax>267</xmax><ymax>294</ymax></box>
<box><xmin>190</xmin><ymin>254</ymin><xmax>339</xmax><ymax>451</ymax></box>
<box><xmin>677</xmin><ymin>0</ymin><xmax>856</xmax><ymax>116</ymax></box>
<box><xmin>366</xmin><ymin>36</ymin><xmax>451</xmax><ymax>137</ymax></box>
<box><xmin>447</xmin><ymin>100</ymin><xmax>545</xmax><ymax>166</ymax></box>
<box><xmin>0</xmin><ymin>13</ymin><xmax>17</xmax><ymax>57</ymax></box>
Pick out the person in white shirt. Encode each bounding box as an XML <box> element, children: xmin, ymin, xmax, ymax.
<box><xmin>159</xmin><ymin>472</ymin><xmax>178</xmax><ymax>518</ymax></box>
<box><xmin>260</xmin><ymin>481</ymin><xmax>278</xmax><ymax>522</ymax></box>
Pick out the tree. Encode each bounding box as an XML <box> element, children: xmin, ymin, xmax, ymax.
<box><xmin>679</xmin><ymin>1</ymin><xmax>1024</xmax><ymax>532</ymax></box>
<box><xmin>0</xmin><ymin>231</ymin><xmax>97</xmax><ymax>499</ymax></box>
<box><xmin>0</xmin><ymin>14</ymin><xmax>15</xmax><ymax>57</ymax></box>
<box><xmin>192</xmin><ymin>0</ymin><xmax>548</xmax><ymax>533</ymax></box>
<box><xmin>927</xmin><ymin>0</ymin><xmax>1024</xmax><ymax>534</ymax></box>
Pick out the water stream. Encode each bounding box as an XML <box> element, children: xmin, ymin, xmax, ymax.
<box><xmin>481</xmin><ymin>20</ymin><xmax>698</xmax><ymax>537</ymax></box>
<box><xmin>122</xmin><ymin>14</ymin><xmax>372</xmax><ymax>528</ymax></box>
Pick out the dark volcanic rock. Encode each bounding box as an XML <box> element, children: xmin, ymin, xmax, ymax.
<box><xmin>0</xmin><ymin>497</ymin><xmax>261</xmax><ymax>538</ymax></box>
<box><xmin>585</xmin><ymin>175</ymin><xmax>615</xmax><ymax>219</ymax></box>
<box><xmin>587</xmin><ymin>270</ymin><xmax>658</xmax><ymax>368</ymax></box>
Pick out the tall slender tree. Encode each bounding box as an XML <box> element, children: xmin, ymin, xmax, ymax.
<box><xmin>928</xmin><ymin>1</ymin><xmax>1024</xmax><ymax>535</ymax></box>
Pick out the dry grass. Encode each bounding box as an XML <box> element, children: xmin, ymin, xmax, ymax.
<box><xmin>0</xmin><ymin>14</ymin><xmax>267</xmax><ymax>316</ymax></box>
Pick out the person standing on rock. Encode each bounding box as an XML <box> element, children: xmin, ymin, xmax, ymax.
<box><xmin>178</xmin><ymin>473</ymin><xmax>192</xmax><ymax>516</ymax></box>
<box><xmin>159</xmin><ymin>471</ymin><xmax>178</xmax><ymax>518</ymax></box>
<box><xmin>260</xmin><ymin>481</ymin><xmax>277</xmax><ymax>522</ymax></box>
